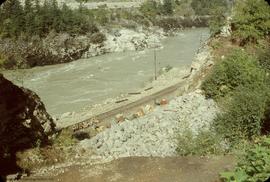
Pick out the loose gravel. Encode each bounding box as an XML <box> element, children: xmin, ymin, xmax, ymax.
<box><xmin>80</xmin><ymin>90</ymin><xmax>218</xmax><ymax>159</ymax></box>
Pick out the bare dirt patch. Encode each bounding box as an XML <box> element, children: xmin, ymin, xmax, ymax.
<box><xmin>27</xmin><ymin>156</ymin><xmax>235</xmax><ymax>182</ymax></box>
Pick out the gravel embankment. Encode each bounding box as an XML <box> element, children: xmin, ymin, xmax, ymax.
<box><xmin>80</xmin><ymin>90</ymin><xmax>218</xmax><ymax>159</ymax></box>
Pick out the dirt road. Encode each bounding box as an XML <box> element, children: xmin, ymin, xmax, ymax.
<box><xmin>23</xmin><ymin>156</ymin><xmax>234</xmax><ymax>182</ymax></box>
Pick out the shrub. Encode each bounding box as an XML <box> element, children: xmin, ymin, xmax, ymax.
<box><xmin>16</xmin><ymin>146</ymin><xmax>65</xmax><ymax>173</ymax></box>
<box><xmin>202</xmin><ymin>49</ymin><xmax>270</xmax><ymax>143</ymax></box>
<box><xmin>0</xmin><ymin>53</ymin><xmax>6</xmax><ymax>68</ymax></box>
<box><xmin>220</xmin><ymin>136</ymin><xmax>270</xmax><ymax>182</ymax></box>
<box><xmin>139</xmin><ymin>0</ymin><xmax>160</xmax><ymax>18</ymax></box>
<box><xmin>155</xmin><ymin>17</ymin><xmax>182</xmax><ymax>31</ymax></box>
<box><xmin>214</xmin><ymin>86</ymin><xmax>270</xmax><ymax>143</ymax></box>
<box><xmin>174</xmin><ymin>0</ymin><xmax>195</xmax><ymax>17</ymax></box>
<box><xmin>53</xmin><ymin>128</ymin><xmax>77</xmax><ymax>147</ymax></box>
<box><xmin>90</xmin><ymin>32</ymin><xmax>106</xmax><ymax>44</ymax></box>
<box><xmin>231</xmin><ymin>0</ymin><xmax>270</xmax><ymax>45</ymax></box>
<box><xmin>210</xmin><ymin>39</ymin><xmax>222</xmax><ymax>50</ymax></box>
<box><xmin>16</xmin><ymin>128</ymin><xmax>78</xmax><ymax>172</ymax></box>
<box><xmin>93</xmin><ymin>7</ymin><xmax>110</xmax><ymax>25</ymax></box>
<box><xmin>161</xmin><ymin>0</ymin><xmax>173</xmax><ymax>15</ymax></box>
<box><xmin>202</xmin><ymin>49</ymin><xmax>266</xmax><ymax>100</ymax></box>
<box><xmin>191</xmin><ymin>16</ymin><xmax>208</xmax><ymax>27</ymax></box>
<box><xmin>208</xmin><ymin>6</ymin><xmax>227</xmax><ymax>35</ymax></box>
<box><xmin>0</xmin><ymin>52</ymin><xmax>19</xmax><ymax>69</ymax></box>
<box><xmin>190</xmin><ymin>0</ymin><xmax>227</xmax><ymax>16</ymax></box>
<box><xmin>176</xmin><ymin>129</ymin><xmax>225</xmax><ymax>156</ymax></box>
<box><xmin>257</xmin><ymin>45</ymin><xmax>270</xmax><ymax>71</ymax></box>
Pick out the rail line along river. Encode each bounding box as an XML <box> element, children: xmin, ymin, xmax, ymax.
<box><xmin>3</xmin><ymin>28</ymin><xmax>209</xmax><ymax>116</ymax></box>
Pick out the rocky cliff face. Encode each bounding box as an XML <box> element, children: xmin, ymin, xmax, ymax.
<box><xmin>0</xmin><ymin>33</ymin><xmax>91</xmax><ymax>69</ymax></box>
<box><xmin>0</xmin><ymin>74</ymin><xmax>56</xmax><ymax>175</ymax></box>
<box><xmin>0</xmin><ymin>15</ymin><xmax>209</xmax><ymax>70</ymax></box>
<box><xmin>0</xmin><ymin>28</ymin><xmax>164</xmax><ymax>69</ymax></box>
<box><xmin>0</xmin><ymin>29</ymin><xmax>157</xmax><ymax>69</ymax></box>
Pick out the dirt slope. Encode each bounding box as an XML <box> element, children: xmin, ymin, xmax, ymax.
<box><xmin>23</xmin><ymin>156</ymin><xmax>235</xmax><ymax>182</ymax></box>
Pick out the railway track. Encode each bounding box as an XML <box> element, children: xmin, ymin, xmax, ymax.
<box><xmin>63</xmin><ymin>78</ymin><xmax>189</xmax><ymax>131</ymax></box>
<box><xmin>59</xmin><ymin>34</ymin><xmax>209</xmax><ymax>132</ymax></box>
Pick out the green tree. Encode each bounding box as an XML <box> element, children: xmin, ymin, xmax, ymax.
<box><xmin>58</xmin><ymin>3</ymin><xmax>73</xmax><ymax>32</ymax></box>
<box><xmin>50</xmin><ymin>0</ymin><xmax>61</xmax><ymax>32</ymax></box>
<box><xmin>191</xmin><ymin>0</ymin><xmax>227</xmax><ymax>15</ymax></box>
<box><xmin>208</xmin><ymin>6</ymin><xmax>227</xmax><ymax>35</ymax></box>
<box><xmin>23</xmin><ymin>0</ymin><xmax>35</xmax><ymax>36</ymax></box>
<box><xmin>162</xmin><ymin>0</ymin><xmax>173</xmax><ymax>15</ymax></box>
<box><xmin>232</xmin><ymin>0</ymin><xmax>270</xmax><ymax>45</ymax></box>
<box><xmin>75</xmin><ymin>0</ymin><xmax>88</xmax><ymax>7</ymax></box>
<box><xmin>202</xmin><ymin>50</ymin><xmax>266</xmax><ymax>99</ymax></box>
<box><xmin>32</xmin><ymin>0</ymin><xmax>43</xmax><ymax>36</ymax></box>
<box><xmin>139</xmin><ymin>0</ymin><xmax>160</xmax><ymax>17</ymax></box>
<box><xmin>0</xmin><ymin>0</ymin><xmax>24</xmax><ymax>38</ymax></box>
<box><xmin>214</xmin><ymin>86</ymin><xmax>269</xmax><ymax>142</ymax></box>
<box><xmin>0</xmin><ymin>0</ymin><xmax>99</xmax><ymax>38</ymax></box>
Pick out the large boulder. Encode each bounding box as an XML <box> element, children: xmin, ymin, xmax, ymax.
<box><xmin>0</xmin><ymin>74</ymin><xmax>56</xmax><ymax>175</ymax></box>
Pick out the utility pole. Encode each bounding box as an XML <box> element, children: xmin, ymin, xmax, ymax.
<box><xmin>197</xmin><ymin>34</ymin><xmax>203</xmax><ymax>54</ymax></box>
<box><xmin>154</xmin><ymin>48</ymin><xmax>157</xmax><ymax>80</ymax></box>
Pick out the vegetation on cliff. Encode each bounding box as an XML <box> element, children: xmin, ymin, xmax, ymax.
<box><xmin>202</xmin><ymin>0</ymin><xmax>270</xmax><ymax>144</ymax></box>
<box><xmin>173</xmin><ymin>1</ymin><xmax>269</xmax><ymax>181</ymax></box>
<box><xmin>0</xmin><ymin>0</ymin><xmax>216</xmax><ymax>69</ymax></box>
<box><xmin>197</xmin><ymin>0</ymin><xmax>270</xmax><ymax>181</ymax></box>
<box><xmin>0</xmin><ymin>0</ymin><xmax>219</xmax><ymax>40</ymax></box>
<box><xmin>231</xmin><ymin>0</ymin><xmax>270</xmax><ymax>45</ymax></box>
<box><xmin>0</xmin><ymin>0</ymin><xmax>99</xmax><ymax>39</ymax></box>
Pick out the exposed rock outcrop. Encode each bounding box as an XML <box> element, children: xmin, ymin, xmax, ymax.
<box><xmin>0</xmin><ymin>28</ymin><xmax>163</xmax><ymax>69</ymax></box>
<box><xmin>0</xmin><ymin>74</ymin><xmax>56</xmax><ymax>175</ymax></box>
<box><xmin>0</xmin><ymin>33</ymin><xmax>92</xmax><ymax>69</ymax></box>
<box><xmin>83</xmin><ymin>28</ymin><xmax>164</xmax><ymax>58</ymax></box>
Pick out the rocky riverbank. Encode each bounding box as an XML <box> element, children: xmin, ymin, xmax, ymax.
<box><xmin>0</xmin><ymin>27</ymin><xmax>164</xmax><ymax>69</ymax></box>
<box><xmin>82</xmin><ymin>27</ymin><xmax>164</xmax><ymax>57</ymax></box>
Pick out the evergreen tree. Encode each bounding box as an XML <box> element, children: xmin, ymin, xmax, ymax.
<box><xmin>0</xmin><ymin>0</ymin><xmax>99</xmax><ymax>38</ymax></box>
<box><xmin>32</xmin><ymin>0</ymin><xmax>43</xmax><ymax>37</ymax></box>
<box><xmin>191</xmin><ymin>0</ymin><xmax>227</xmax><ymax>15</ymax></box>
<box><xmin>139</xmin><ymin>0</ymin><xmax>160</xmax><ymax>17</ymax></box>
<box><xmin>59</xmin><ymin>3</ymin><xmax>72</xmax><ymax>32</ymax></box>
<box><xmin>0</xmin><ymin>5</ymin><xmax>4</xmax><ymax>28</ymax></box>
<box><xmin>23</xmin><ymin>0</ymin><xmax>35</xmax><ymax>36</ymax></box>
<box><xmin>162</xmin><ymin>0</ymin><xmax>173</xmax><ymax>15</ymax></box>
<box><xmin>0</xmin><ymin>0</ymin><xmax>24</xmax><ymax>38</ymax></box>
<box><xmin>40</xmin><ymin>0</ymin><xmax>53</xmax><ymax>35</ymax></box>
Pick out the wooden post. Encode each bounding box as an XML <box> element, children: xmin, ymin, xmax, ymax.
<box><xmin>154</xmin><ymin>49</ymin><xmax>157</xmax><ymax>80</ymax></box>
